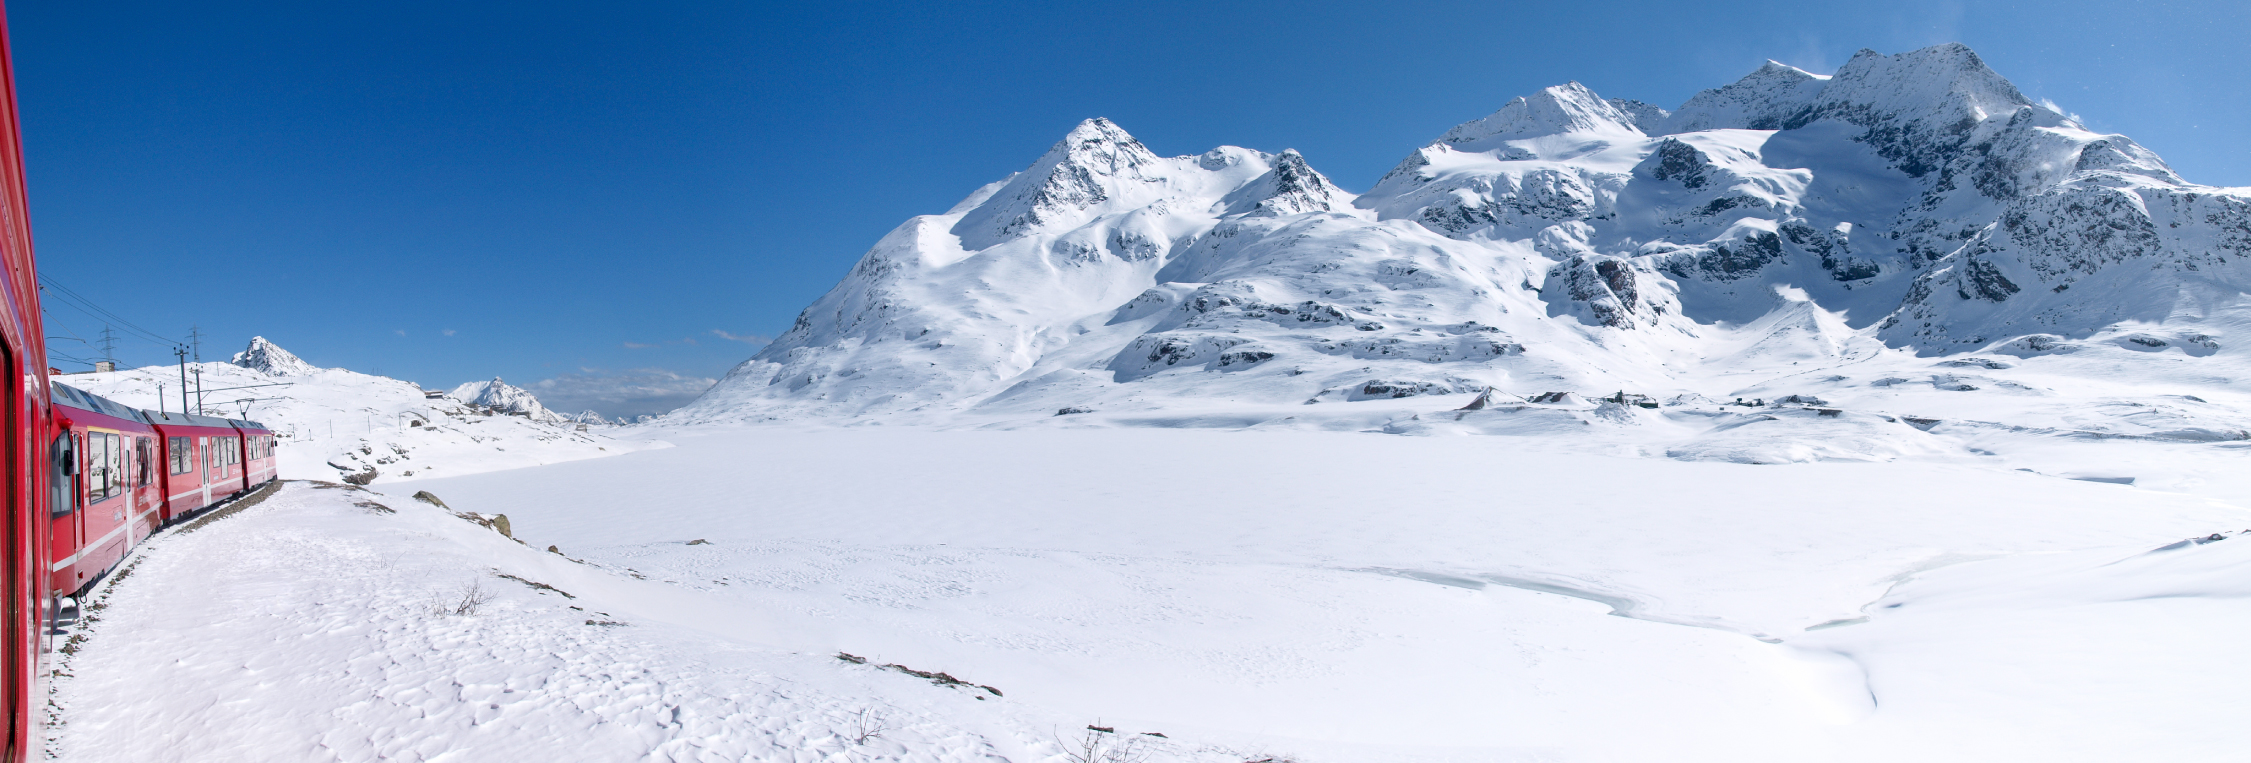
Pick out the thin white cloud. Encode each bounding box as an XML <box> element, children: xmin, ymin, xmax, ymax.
<box><xmin>394</xmin><ymin>329</ymin><xmax>407</xmax><ymax>337</ymax></box>
<box><xmin>528</xmin><ymin>367</ymin><xmax>717</xmax><ymax>419</ymax></box>
<box><xmin>711</xmin><ymin>329</ymin><xmax>771</xmax><ymax>345</ymax></box>
<box><xmin>443</xmin><ymin>329</ymin><xmax>457</xmax><ymax>337</ymax></box>
<box><xmin>623</xmin><ymin>341</ymin><xmax>657</xmax><ymax>349</ymax></box>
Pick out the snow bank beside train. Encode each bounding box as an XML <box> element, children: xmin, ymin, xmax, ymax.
<box><xmin>60</xmin><ymin>338</ymin><xmax>655</xmax><ymax>484</ymax></box>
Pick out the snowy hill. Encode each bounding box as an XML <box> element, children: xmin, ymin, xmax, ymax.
<box><xmin>448</xmin><ymin>377</ymin><xmax>570</xmax><ymax>424</ymax></box>
<box><xmin>669</xmin><ymin>44</ymin><xmax>2251</xmax><ymax>462</ymax></box>
<box><xmin>67</xmin><ymin>338</ymin><xmax>653</xmax><ymax>484</ymax></box>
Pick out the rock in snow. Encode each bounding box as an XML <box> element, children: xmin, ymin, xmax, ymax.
<box><xmin>670</xmin><ymin>43</ymin><xmax>2251</xmax><ymax>425</ymax></box>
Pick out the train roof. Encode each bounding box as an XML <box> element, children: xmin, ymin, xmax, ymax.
<box><xmin>50</xmin><ymin>382</ymin><xmax>270</xmax><ymax>431</ymax></box>
<box><xmin>50</xmin><ymin>382</ymin><xmax>149</xmax><ymax>424</ymax></box>
<box><xmin>141</xmin><ymin>409</ymin><xmax>257</xmax><ymax>430</ymax></box>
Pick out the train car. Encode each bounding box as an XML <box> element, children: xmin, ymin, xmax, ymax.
<box><xmin>230</xmin><ymin>419</ymin><xmax>276</xmax><ymax>489</ymax></box>
<box><xmin>0</xmin><ymin>1</ymin><xmax>50</xmax><ymax>757</ymax></box>
<box><xmin>141</xmin><ymin>410</ymin><xmax>254</xmax><ymax>524</ymax></box>
<box><xmin>45</xmin><ymin>385</ymin><xmax>158</xmax><ymax>599</ymax></box>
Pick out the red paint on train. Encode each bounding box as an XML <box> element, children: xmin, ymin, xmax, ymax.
<box><xmin>0</xmin><ymin>1</ymin><xmax>49</xmax><ymax>758</ymax></box>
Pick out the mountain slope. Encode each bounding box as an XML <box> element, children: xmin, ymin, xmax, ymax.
<box><xmin>673</xmin><ymin>44</ymin><xmax>2251</xmax><ymax>444</ymax></box>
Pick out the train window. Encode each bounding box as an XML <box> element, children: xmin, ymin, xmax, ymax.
<box><xmin>168</xmin><ymin>437</ymin><xmax>190</xmax><ymax>475</ymax></box>
<box><xmin>137</xmin><ymin>438</ymin><xmax>154</xmax><ymax>486</ymax></box>
<box><xmin>85</xmin><ymin>432</ymin><xmax>116</xmax><ymax>503</ymax></box>
<box><xmin>49</xmin><ymin>433</ymin><xmax>74</xmax><ymax>516</ymax></box>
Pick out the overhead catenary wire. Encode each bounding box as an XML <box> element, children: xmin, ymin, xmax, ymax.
<box><xmin>36</xmin><ymin>275</ymin><xmax>179</xmax><ymax>347</ymax></box>
<box><xmin>42</xmin><ymin>291</ymin><xmax>176</xmax><ymax>349</ymax></box>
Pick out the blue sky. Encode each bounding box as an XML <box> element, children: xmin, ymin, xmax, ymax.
<box><xmin>11</xmin><ymin>0</ymin><xmax>2246</xmax><ymax>417</ymax></box>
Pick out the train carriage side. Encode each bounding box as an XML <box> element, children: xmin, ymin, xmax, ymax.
<box><xmin>44</xmin><ymin>386</ymin><xmax>157</xmax><ymax>600</ymax></box>
<box><xmin>142</xmin><ymin>411</ymin><xmax>249</xmax><ymax>523</ymax></box>
<box><xmin>0</xmin><ymin>2</ymin><xmax>56</xmax><ymax>758</ymax></box>
<box><xmin>230</xmin><ymin>419</ymin><xmax>275</xmax><ymax>488</ymax></box>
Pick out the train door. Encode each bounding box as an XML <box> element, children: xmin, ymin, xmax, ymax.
<box><xmin>163</xmin><ymin>436</ymin><xmax>189</xmax><ymax>521</ymax></box>
<box><xmin>129</xmin><ymin>438</ymin><xmax>152</xmax><ymax>545</ymax></box>
<box><xmin>197</xmin><ymin>436</ymin><xmax>213</xmax><ymax>505</ymax></box>
<box><xmin>44</xmin><ymin>431</ymin><xmax>72</xmax><ymax>598</ymax></box>
<box><xmin>82</xmin><ymin>432</ymin><xmax>120</xmax><ymax>587</ymax></box>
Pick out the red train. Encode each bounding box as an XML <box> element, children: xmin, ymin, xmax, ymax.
<box><xmin>0</xmin><ymin>3</ymin><xmax>275</xmax><ymax>758</ymax></box>
<box><xmin>0</xmin><ymin>2</ymin><xmax>44</xmax><ymax>759</ymax></box>
<box><xmin>47</xmin><ymin>384</ymin><xmax>275</xmax><ymax>600</ymax></box>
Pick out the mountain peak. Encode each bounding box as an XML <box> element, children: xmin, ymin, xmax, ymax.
<box><xmin>1658</xmin><ymin>59</ymin><xmax>1830</xmax><ymax>134</ymax></box>
<box><xmin>1439</xmin><ymin>82</ymin><xmax>1643</xmax><ymax>151</ymax></box>
<box><xmin>1236</xmin><ymin>148</ymin><xmax>1343</xmax><ymax>216</ymax></box>
<box><xmin>951</xmin><ymin>117</ymin><xmax>1164</xmax><ymax>249</ymax></box>
<box><xmin>1818</xmin><ymin>43</ymin><xmax>2029</xmax><ymax>124</ymax></box>
<box><xmin>230</xmin><ymin>336</ymin><xmax>318</xmax><ymax>376</ymax></box>
<box><xmin>1062</xmin><ymin>116</ymin><xmax>1132</xmax><ymax>144</ymax></box>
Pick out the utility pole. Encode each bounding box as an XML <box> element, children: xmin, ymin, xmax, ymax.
<box><xmin>97</xmin><ymin>325</ymin><xmax>116</xmax><ymax>366</ymax></box>
<box><xmin>157</xmin><ymin>382</ymin><xmax>166</xmax><ymax>416</ymax></box>
<box><xmin>187</xmin><ymin>325</ymin><xmax>203</xmax><ymax>362</ymax></box>
<box><xmin>193</xmin><ymin>366</ymin><xmax>204</xmax><ymax>415</ymax></box>
<box><xmin>175</xmin><ymin>346</ymin><xmax>190</xmax><ymax>416</ymax></box>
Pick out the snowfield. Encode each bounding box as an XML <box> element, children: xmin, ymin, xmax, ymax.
<box><xmin>44</xmin><ymin>428</ymin><xmax>2251</xmax><ymax>762</ymax></box>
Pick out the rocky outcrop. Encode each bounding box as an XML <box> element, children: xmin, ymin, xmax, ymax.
<box><xmin>230</xmin><ymin>336</ymin><xmax>319</xmax><ymax>376</ymax></box>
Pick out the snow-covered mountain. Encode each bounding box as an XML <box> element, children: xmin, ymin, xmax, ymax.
<box><xmin>69</xmin><ymin>338</ymin><xmax>649</xmax><ymax>483</ymax></box>
<box><xmin>671</xmin><ymin>44</ymin><xmax>2251</xmax><ymax>443</ymax></box>
<box><xmin>230</xmin><ymin>335</ymin><xmax>319</xmax><ymax>376</ymax></box>
<box><xmin>449</xmin><ymin>377</ymin><xmax>569</xmax><ymax>424</ymax></box>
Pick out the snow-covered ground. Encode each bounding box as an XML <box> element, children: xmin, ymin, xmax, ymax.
<box><xmin>45</xmin><ymin>425</ymin><xmax>2251</xmax><ymax>762</ymax></box>
<box><xmin>56</xmin><ymin>338</ymin><xmax>661</xmax><ymax>484</ymax></box>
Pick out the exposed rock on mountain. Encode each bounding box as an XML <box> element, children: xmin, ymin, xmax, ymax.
<box><xmin>230</xmin><ymin>336</ymin><xmax>319</xmax><ymax>376</ymax></box>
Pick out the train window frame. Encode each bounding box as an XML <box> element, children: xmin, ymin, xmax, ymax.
<box><xmin>86</xmin><ymin>431</ymin><xmax>119</xmax><ymax>503</ymax></box>
<box><xmin>136</xmin><ymin>437</ymin><xmax>154</xmax><ymax>486</ymax></box>
<box><xmin>167</xmin><ymin>436</ymin><xmax>190</xmax><ymax>475</ymax></box>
